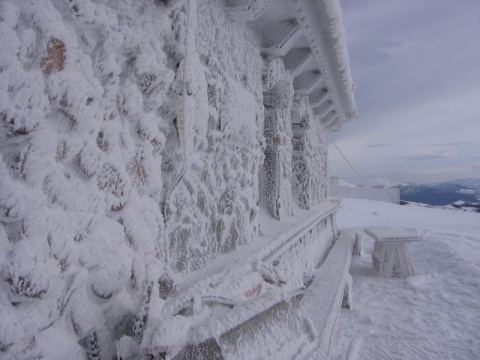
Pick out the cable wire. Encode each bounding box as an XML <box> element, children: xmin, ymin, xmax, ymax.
<box><xmin>331</xmin><ymin>141</ymin><xmax>367</xmax><ymax>186</ymax></box>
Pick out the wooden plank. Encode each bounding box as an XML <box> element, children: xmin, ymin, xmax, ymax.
<box><xmin>299</xmin><ymin>231</ymin><xmax>356</xmax><ymax>359</ymax></box>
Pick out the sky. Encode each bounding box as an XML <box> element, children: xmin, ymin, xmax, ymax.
<box><xmin>329</xmin><ymin>0</ymin><xmax>480</xmax><ymax>184</ymax></box>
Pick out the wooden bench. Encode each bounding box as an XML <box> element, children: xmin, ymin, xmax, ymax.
<box><xmin>174</xmin><ymin>230</ymin><xmax>360</xmax><ymax>360</ymax></box>
<box><xmin>298</xmin><ymin>230</ymin><xmax>360</xmax><ymax>360</ymax></box>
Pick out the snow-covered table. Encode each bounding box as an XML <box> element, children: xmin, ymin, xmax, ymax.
<box><xmin>364</xmin><ymin>227</ymin><xmax>422</xmax><ymax>278</ymax></box>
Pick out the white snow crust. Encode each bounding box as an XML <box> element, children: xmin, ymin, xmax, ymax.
<box><xmin>330</xmin><ymin>199</ymin><xmax>480</xmax><ymax>360</ymax></box>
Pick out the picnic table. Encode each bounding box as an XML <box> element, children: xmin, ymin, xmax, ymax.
<box><xmin>364</xmin><ymin>227</ymin><xmax>422</xmax><ymax>278</ymax></box>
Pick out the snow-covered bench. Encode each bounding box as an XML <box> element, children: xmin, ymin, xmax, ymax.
<box><xmin>174</xmin><ymin>230</ymin><xmax>360</xmax><ymax>360</ymax></box>
<box><xmin>298</xmin><ymin>230</ymin><xmax>359</xmax><ymax>359</ymax></box>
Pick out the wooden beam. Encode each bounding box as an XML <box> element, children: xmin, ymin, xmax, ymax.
<box><xmin>283</xmin><ymin>48</ymin><xmax>314</xmax><ymax>76</ymax></box>
<box><xmin>308</xmin><ymin>88</ymin><xmax>328</xmax><ymax>107</ymax></box>
<box><xmin>320</xmin><ymin>110</ymin><xmax>336</xmax><ymax>126</ymax></box>
<box><xmin>261</xmin><ymin>19</ymin><xmax>303</xmax><ymax>56</ymax></box>
<box><xmin>293</xmin><ymin>70</ymin><xmax>323</xmax><ymax>95</ymax></box>
<box><xmin>315</xmin><ymin>100</ymin><xmax>334</xmax><ymax>118</ymax></box>
<box><xmin>224</xmin><ymin>0</ymin><xmax>273</xmax><ymax>22</ymax></box>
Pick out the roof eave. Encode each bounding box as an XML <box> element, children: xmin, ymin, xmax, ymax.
<box><xmin>288</xmin><ymin>0</ymin><xmax>357</xmax><ymax>125</ymax></box>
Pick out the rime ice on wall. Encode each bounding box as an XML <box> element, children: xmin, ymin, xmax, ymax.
<box><xmin>291</xmin><ymin>95</ymin><xmax>329</xmax><ymax>209</ymax></box>
<box><xmin>310</xmin><ymin>120</ymin><xmax>330</xmax><ymax>203</ymax></box>
<box><xmin>262</xmin><ymin>58</ymin><xmax>295</xmax><ymax>219</ymax></box>
<box><xmin>0</xmin><ymin>1</ymin><xmax>179</xmax><ymax>357</ymax></box>
<box><xmin>292</xmin><ymin>96</ymin><xmax>313</xmax><ymax>209</ymax></box>
<box><xmin>165</xmin><ymin>0</ymin><xmax>265</xmax><ymax>271</ymax></box>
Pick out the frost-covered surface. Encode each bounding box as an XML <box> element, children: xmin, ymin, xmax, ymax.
<box><xmin>299</xmin><ymin>230</ymin><xmax>355</xmax><ymax>360</ymax></box>
<box><xmin>331</xmin><ymin>199</ymin><xmax>480</xmax><ymax>360</ymax></box>
<box><xmin>144</xmin><ymin>201</ymin><xmax>338</xmax><ymax>359</ymax></box>
<box><xmin>0</xmin><ymin>1</ymin><xmax>179</xmax><ymax>357</ymax></box>
<box><xmin>289</xmin><ymin>0</ymin><xmax>357</xmax><ymax>123</ymax></box>
<box><xmin>364</xmin><ymin>227</ymin><xmax>422</xmax><ymax>242</ymax></box>
<box><xmin>165</xmin><ymin>0</ymin><xmax>266</xmax><ymax>271</ymax></box>
<box><xmin>0</xmin><ymin>0</ymin><xmax>349</xmax><ymax>358</ymax></box>
<box><xmin>225</xmin><ymin>0</ymin><xmax>273</xmax><ymax>23</ymax></box>
<box><xmin>291</xmin><ymin>95</ymin><xmax>329</xmax><ymax>209</ymax></box>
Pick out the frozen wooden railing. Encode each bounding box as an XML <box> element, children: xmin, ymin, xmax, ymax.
<box><xmin>151</xmin><ymin>202</ymin><xmax>359</xmax><ymax>359</ymax></box>
<box><xmin>172</xmin><ymin>231</ymin><xmax>359</xmax><ymax>360</ymax></box>
<box><xmin>170</xmin><ymin>201</ymin><xmax>340</xmax><ymax>297</ymax></box>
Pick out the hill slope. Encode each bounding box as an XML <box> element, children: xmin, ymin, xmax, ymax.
<box><xmin>397</xmin><ymin>179</ymin><xmax>480</xmax><ymax>209</ymax></box>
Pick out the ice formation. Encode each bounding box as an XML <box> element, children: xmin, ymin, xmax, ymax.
<box><xmin>0</xmin><ymin>0</ymin><xmax>356</xmax><ymax>358</ymax></box>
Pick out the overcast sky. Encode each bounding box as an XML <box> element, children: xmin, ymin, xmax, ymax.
<box><xmin>329</xmin><ymin>0</ymin><xmax>480</xmax><ymax>184</ymax></box>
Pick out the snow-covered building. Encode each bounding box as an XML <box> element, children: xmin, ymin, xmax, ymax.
<box><xmin>0</xmin><ymin>0</ymin><xmax>356</xmax><ymax>358</ymax></box>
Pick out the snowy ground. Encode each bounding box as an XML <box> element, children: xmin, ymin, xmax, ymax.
<box><xmin>330</xmin><ymin>198</ymin><xmax>480</xmax><ymax>360</ymax></box>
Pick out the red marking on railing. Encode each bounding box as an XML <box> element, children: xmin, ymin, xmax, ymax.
<box><xmin>245</xmin><ymin>283</ymin><xmax>262</xmax><ymax>298</ymax></box>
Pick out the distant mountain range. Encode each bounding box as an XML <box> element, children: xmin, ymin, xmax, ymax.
<box><xmin>395</xmin><ymin>178</ymin><xmax>480</xmax><ymax>212</ymax></box>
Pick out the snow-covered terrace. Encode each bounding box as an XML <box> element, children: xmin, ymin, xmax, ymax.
<box><xmin>226</xmin><ymin>0</ymin><xmax>357</xmax><ymax>130</ymax></box>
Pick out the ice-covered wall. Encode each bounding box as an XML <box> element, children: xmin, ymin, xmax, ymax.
<box><xmin>262</xmin><ymin>59</ymin><xmax>296</xmax><ymax>219</ymax></box>
<box><xmin>0</xmin><ymin>0</ymin><xmax>270</xmax><ymax>356</ymax></box>
<box><xmin>291</xmin><ymin>95</ymin><xmax>329</xmax><ymax>209</ymax></box>
<box><xmin>309</xmin><ymin>115</ymin><xmax>330</xmax><ymax>203</ymax></box>
<box><xmin>0</xmin><ymin>1</ymin><xmax>180</xmax><ymax>357</ymax></box>
<box><xmin>164</xmin><ymin>0</ymin><xmax>265</xmax><ymax>271</ymax></box>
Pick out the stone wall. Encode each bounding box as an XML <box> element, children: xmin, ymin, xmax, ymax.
<box><xmin>0</xmin><ymin>1</ymin><xmax>179</xmax><ymax>356</ymax></box>
<box><xmin>164</xmin><ymin>0</ymin><xmax>265</xmax><ymax>271</ymax></box>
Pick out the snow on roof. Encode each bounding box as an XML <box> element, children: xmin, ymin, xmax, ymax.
<box><xmin>288</xmin><ymin>0</ymin><xmax>358</xmax><ymax>124</ymax></box>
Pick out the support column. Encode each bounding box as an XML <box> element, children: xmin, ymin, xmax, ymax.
<box><xmin>291</xmin><ymin>96</ymin><xmax>312</xmax><ymax>209</ymax></box>
<box><xmin>262</xmin><ymin>59</ymin><xmax>294</xmax><ymax>220</ymax></box>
